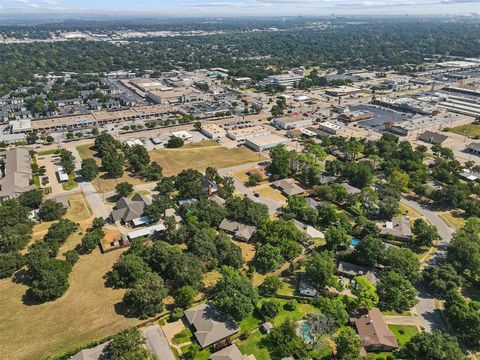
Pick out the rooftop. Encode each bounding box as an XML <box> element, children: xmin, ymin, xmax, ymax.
<box><xmin>354</xmin><ymin>308</ymin><xmax>398</xmax><ymax>350</ymax></box>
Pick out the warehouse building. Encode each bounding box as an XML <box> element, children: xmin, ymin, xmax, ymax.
<box><xmin>245</xmin><ymin>134</ymin><xmax>289</xmax><ymax>152</ymax></box>
<box><xmin>318</xmin><ymin>121</ymin><xmax>342</xmax><ymax>135</ymax></box>
<box><xmin>272</xmin><ymin>115</ymin><xmax>314</xmax><ymax>130</ymax></box>
<box><xmin>201</xmin><ymin>123</ymin><xmax>226</xmax><ymax>140</ymax></box>
<box><xmin>227</xmin><ymin>125</ymin><xmax>271</xmax><ymax>141</ymax></box>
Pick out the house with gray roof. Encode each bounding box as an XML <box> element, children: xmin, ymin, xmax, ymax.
<box><xmin>0</xmin><ymin>147</ymin><xmax>33</xmax><ymax>201</ymax></box>
<box><xmin>379</xmin><ymin>217</ymin><xmax>412</xmax><ymax>241</ymax></box>
<box><xmin>69</xmin><ymin>341</ymin><xmax>109</xmax><ymax>360</ymax></box>
<box><xmin>341</xmin><ymin>182</ymin><xmax>362</xmax><ymax>196</ymax></box>
<box><xmin>184</xmin><ymin>302</ymin><xmax>239</xmax><ymax>349</ymax></box>
<box><xmin>466</xmin><ymin>142</ymin><xmax>480</xmax><ymax>156</ymax></box>
<box><xmin>111</xmin><ymin>193</ymin><xmax>152</xmax><ymax>226</ymax></box>
<box><xmin>219</xmin><ymin>218</ymin><xmax>256</xmax><ymax>242</ymax></box>
<box><xmin>337</xmin><ymin>261</ymin><xmax>378</xmax><ymax>285</ymax></box>
<box><xmin>210</xmin><ymin>344</ymin><xmax>255</xmax><ymax>360</ymax></box>
<box><xmin>418</xmin><ymin>131</ymin><xmax>452</xmax><ymax>146</ymax></box>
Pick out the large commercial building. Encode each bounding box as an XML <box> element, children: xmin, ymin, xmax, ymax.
<box><xmin>226</xmin><ymin>125</ymin><xmax>271</xmax><ymax>141</ymax></box>
<box><xmin>0</xmin><ymin>148</ymin><xmax>33</xmax><ymax>201</ymax></box>
<box><xmin>201</xmin><ymin>123</ymin><xmax>226</xmax><ymax>140</ymax></box>
<box><xmin>318</xmin><ymin>121</ymin><xmax>342</xmax><ymax>135</ymax></box>
<box><xmin>271</xmin><ymin>115</ymin><xmax>314</xmax><ymax>130</ymax></box>
<box><xmin>244</xmin><ymin>134</ymin><xmax>290</xmax><ymax>152</ymax></box>
<box><xmin>258</xmin><ymin>74</ymin><xmax>304</xmax><ymax>89</ymax></box>
<box><xmin>389</xmin><ymin>115</ymin><xmax>470</xmax><ymax>137</ymax></box>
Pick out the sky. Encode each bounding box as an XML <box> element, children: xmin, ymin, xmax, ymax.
<box><xmin>0</xmin><ymin>0</ymin><xmax>479</xmax><ymax>16</ymax></box>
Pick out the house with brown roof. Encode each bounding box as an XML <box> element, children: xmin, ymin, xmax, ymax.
<box><xmin>353</xmin><ymin>308</ymin><xmax>398</xmax><ymax>352</ymax></box>
<box><xmin>110</xmin><ymin>193</ymin><xmax>152</xmax><ymax>226</ymax></box>
<box><xmin>272</xmin><ymin>179</ymin><xmax>305</xmax><ymax>196</ymax></box>
<box><xmin>184</xmin><ymin>302</ymin><xmax>239</xmax><ymax>349</ymax></box>
<box><xmin>219</xmin><ymin>218</ymin><xmax>256</xmax><ymax>242</ymax></box>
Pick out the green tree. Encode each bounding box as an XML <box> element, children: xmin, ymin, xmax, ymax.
<box><xmin>116</xmin><ymin>182</ymin><xmax>134</xmax><ymax>197</ymax></box>
<box><xmin>412</xmin><ymin>218</ymin><xmax>440</xmax><ymax>247</ymax></box>
<box><xmin>265</xmin><ymin>319</ymin><xmax>308</xmax><ymax>360</ymax></box>
<box><xmin>166</xmin><ymin>136</ymin><xmax>184</xmax><ymax>148</ymax></box>
<box><xmin>18</xmin><ymin>189</ymin><xmax>43</xmax><ymax>209</ymax></box>
<box><xmin>377</xmin><ymin>271</ymin><xmax>418</xmax><ymax>312</ymax></box>
<box><xmin>110</xmin><ymin>254</ymin><xmax>152</xmax><ymax>288</ymax></box>
<box><xmin>262</xmin><ymin>299</ymin><xmax>281</xmax><ymax>318</ymax></box>
<box><xmin>102</xmin><ymin>151</ymin><xmax>125</xmax><ymax>178</ymax></box>
<box><xmin>211</xmin><ymin>266</ymin><xmax>258</xmax><ymax>321</ymax></box>
<box><xmin>447</xmin><ymin>218</ymin><xmax>480</xmax><ymax>277</ymax></box>
<box><xmin>123</xmin><ymin>272</ymin><xmax>168</xmax><ymax>318</ymax></box>
<box><xmin>269</xmin><ymin>145</ymin><xmax>292</xmax><ymax>179</ymax></box>
<box><xmin>422</xmin><ymin>264</ymin><xmax>462</xmax><ymax>299</ymax></box>
<box><xmin>175</xmin><ymin>285</ymin><xmax>196</xmax><ymax>309</ymax></box>
<box><xmin>260</xmin><ymin>275</ymin><xmax>283</xmax><ymax>296</ymax></box>
<box><xmin>384</xmin><ymin>246</ymin><xmax>420</xmax><ymax>282</ymax></box>
<box><xmin>353</xmin><ymin>236</ymin><xmax>385</xmax><ymax>267</ymax></box>
<box><xmin>351</xmin><ymin>276</ymin><xmax>378</xmax><ymax>309</ymax></box>
<box><xmin>106</xmin><ymin>328</ymin><xmax>156</xmax><ymax>360</ymax></box>
<box><xmin>80</xmin><ymin>158</ymin><xmax>99</xmax><ymax>181</ymax></box>
<box><xmin>325</xmin><ymin>226</ymin><xmax>351</xmax><ymax>250</ymax></box>
<box><xmin>314</xmin><ymin>297</ymin><xmax>349</xmax><ymax>327</ymax></box>
<box><xmin>39</xmin><ymin>199</ymin><xmax>67</xmax><ymax>221</ymax></box>
<box><xmin>255</xmin><ymin>244</ymin><xmax>284</xmax><ymax>273</ymax></box>
<box><xmin>335</xmin><ymin>327</ymin><xmax>361</xmax><ymax>360</ymax></box>
<box><xmin>28</xmin><ymin>258</ymin><xmax>72</xmax><ymax>302</ymax></box>
<box><xmin>58</xmin><ymin>148</ymin><xmax>76</xmax><ymax>175</ymax></box>
<box><xmin>0</xmin><ymin>251</ymin><xmax>24</xmax><ymax>279</ymax></box>
<box><xmin>304</xmin><ymin>251</ymin><xmax>335</xmax><ymax>290</ymax></box>
<box><xmin>401</xmin><ymin>331</ymin><xmax>465</xmax><ymax>360</ymax></box>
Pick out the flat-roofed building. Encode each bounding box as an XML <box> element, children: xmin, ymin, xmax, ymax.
<box><xmin>146</xmin><ymin>88</ymin><xmax>205</xmax><ymax>105</ymax></box>
<box><xmin>325</xmin><ymin>86</ymin><xmax>362</xmax><ymax>97</ymax></box>
<box><xmin>318</xmin><ymin>121</ymin><xmax>342</xmax><ymax>135</ymax></box>
<box><xmin>227</xmin><ymin>125</ymin><xmax>271</xmax><ymax>141</ymax></box>
<box><xmin>202</xmin><ymin>123</ymin><xmax>226</xmax><ymax>140</ymax></box>
<box><xmin>258</xmin><ymin>73</ymin><xmax>304</xmax><ymax>89</ymax></box>
<box><xmin>9</xmin><ymin>119</ymin><xmax>32</xmax><ymax>133</ymax></box>
<box><xmin>244</xmin><ymin>134</ymin><xmax>290</xmax><ymax>152</ymax></box>
<box><xmin>0</xmin><ymin>147</ymin><xmax>33</xmax><ymax>201</ymax></box>
<box><xmin>466</xmin><ymin>142</ymin><xmax>480</xmax><ymax>156</ymax></box>
<box><xmin>171</xmin><ymin>130</ymin><xmax>192</xmax><ymax>140</ymax></box>
<box><xmin>272</xmin><ymin>115</ymin><xmax>314</xmax><ymax>130</ymax></box>
<box><xmin>129</xmin><ymin>77</ymin><xmax>164</xmax><ymax>92</ymax></box>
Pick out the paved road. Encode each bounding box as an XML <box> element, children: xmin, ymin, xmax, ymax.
<box><xmin>80</xmin><ymin>182</ymin><xmax>110</xmax><ymax>219</ymax></box>
<box><xmin>401</xmin><ymin>197</ymin><xmax>454</xmax><ymax>332</ymax></box>
<box><xmin>143</xmin><ymin>325</ymin><xmax>176</xmax><ymax>360</ymax></box>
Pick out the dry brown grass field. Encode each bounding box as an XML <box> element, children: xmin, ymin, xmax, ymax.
<box><xmin>150</xmin><ymin>141</ymin><xmax>265</xmax><ymax>176</ymax></box>
<box><xmin>0</xmin><ymin>194</ymin><xmax>140</xmax><ymax>360</ymax></box>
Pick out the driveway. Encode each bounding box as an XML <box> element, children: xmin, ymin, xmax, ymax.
<box><xmin>219</xmin><ymin>162</ymin><xmax>281</xmax><ymax>214</ymax></box>
<box><xmin>143</xmin><ymin>325</ymin><xmax>176</xmax><ymax>360</ymax></box>
<box><xmin>400</xmin><ymin>197</ymin><xmax>454</xmax><ymax>332</ymax></box>
<box><xmin>80</xmin><ymin>182</ymin><xmax>110</xmax><ymax>219</ymax></box>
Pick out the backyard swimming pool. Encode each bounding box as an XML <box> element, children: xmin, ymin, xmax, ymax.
<box><xmin>351</xmin><ymin>238</ymin><xmax>360</xmax><ymax>247</ymax></box>
<box><xmin>299</xmin><ymin>321</ymin><xmax>314</xmax><ymax>344</ymax></box>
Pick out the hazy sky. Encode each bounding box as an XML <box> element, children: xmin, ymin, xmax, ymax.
<box><xmin>0</xmin><ymin>0</ymin><xmax>479</xmax><ymax>16</ymax></box>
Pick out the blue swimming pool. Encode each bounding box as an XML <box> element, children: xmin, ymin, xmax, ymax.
<box><xmin>351</xmin><ymin>239</ymin><xmax>360</xmax><ymax>247</ymax></box>
<box><xmin>299</xmin><ymin>321</ymin><xmax>314</xmax><ymax>344</ymax></box>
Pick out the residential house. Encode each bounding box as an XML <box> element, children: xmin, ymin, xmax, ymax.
<box><xmin>272</xmin><ymin>179</ymin><xmax>306</xmax><ymax>196</ymax></box>
<box><xmin>219</xmin><ymin>218</ymin><xmax>256</xmax><ymax>242</ymax></box>
<box><xmin>70</xmin><ymin>341</ymin><xmax>109</xmax><ymax>360</ymax></box>
<box><xmin>0</xmin><ymin>148</ymin><xmax>33</xmax><ymax>201</ymax></box>
<box><xmin>379</xmin><ymin>217</ymin><xmax>412</xmax><ymax>241</ymax></box>
<box><xmin>110</xmin><ymin>193</ymin><xmax>152</xmax><ymax>226</ymax></box>
<box><xmin>201</xmin><ymin>178</ymin><xmax>218</xmax><ymax>195</ymax></box>
<box><xmin>353</xmin><ymin>308</ymin><xmax>399</xmax><ymax>352</ymax></box>
<box><xmin>210</xmin><ymin>344</ymin><xmax>255</xmax><ymax>360</ymax></box>
<box><xmin>298</xmin><ymin>274</ymin><xmax>318</xmax><ymax>297</ymax></box>
<box><xmin>305</xmin><ymin>197</ymin><xmax>320</xmax><ymax>209</ymax></box>
<box><xmin>294</xmin><ymin>220</ymin><xmax>325</xmax><ymax>241</ymax></box>
<box><xmin>184</xmin><ymin>302</ymin><xmax>239</xmax><ymax>349</ymax></box>
<box><xmin>418</xmin><ymin>131</ymin><xmax>452</xmax><ymax>146</ymax></box>
<box><xmin>337</xmin><ymin>261</ymin><xmax>378</xmax><ymax>285</ymax></box>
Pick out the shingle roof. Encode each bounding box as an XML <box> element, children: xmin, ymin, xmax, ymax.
<box><xmin>273</xmin><ymin>179</ymin><xmax>305</xmax><ymax>196</ymax></box>
<box><xmin>69</xmin><ymin>341</ymin><xmax>109</xmax><ymax>360</ymax></box>
<box><xmin>418</xmin><ymin>131</ymin><xmax>450</xmax><ymax>144</ymax></box>
<box><xmin>219</xmin><ymin>219</ymin><xmax>256</xmax><ymax>241</ymax></box>
<box><xmin>210</xmin><ymin>344</ymin><xmax>250</xmax><ymax>360</ymax></box>
<box><xmin>0</xmin><ymin>147</ymin><xmax>32</xmax><ymax>199</ymax></box>
<box><xmin>185</xmin><ymin>302</ymin><xmax>239</xmax><ymax>348</ymax></box>
<box><xmin>111</xmin><ymin>193</ymin><xmax>151</xmax><ymax>222</ymax></box>
<box><xmin>354</xmin><ymin>308</ymin><xmax>398</xmax><ymax>349</ymax></box>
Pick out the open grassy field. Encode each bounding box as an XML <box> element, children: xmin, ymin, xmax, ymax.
<box><xmin>76</xmin><ymin>144</ymin><xmax>144</xmax><ymax>193</ymax></box>
<box><xmin>0</xmin><ymin>193</ymin><xmax>141</xmax><ymax>360</ymax></box>
<box><xmin>254</xmin><ymin>185</ymin><xmax>287</xmax><ymax>203</ymax></box>
<box><xmin>438</xmin><ymin>211</ymin><xmax>467</xmax><ymax>229</ymax></box>
<box><xmin>448</xmin><ymin>123</ymin><xmax>480</xmax><ymax>137</ymax></box>
<box><xmin>150</xmin><ymin>141</ymin><xmax>266</xmax><ymax>176</ymax></box>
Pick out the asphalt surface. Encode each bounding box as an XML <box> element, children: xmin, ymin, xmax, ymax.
<box><xmin>401</xmin><ymin>197</ymin><xmax>454</xmax><ymax>332</ymax></box>
<box><xmin>143</xmin><ymin>325</ymin><xmax>176</xmax><ymax>360</ymax></box>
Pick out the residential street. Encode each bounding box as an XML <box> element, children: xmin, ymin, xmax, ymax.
<box><xmin>401</xmin><ymin>197</ymin><xmax>454</xmax><ymax>332</ymax></box>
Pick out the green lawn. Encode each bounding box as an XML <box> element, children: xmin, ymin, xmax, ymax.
<box><xmin>448</xmin><ymin>123</ymin><xmax>480</xmax><ymax>137</ymax></box>
<box><xmin>258</xmin><ymin>298</ymin><xmax>319</xmax><ymax>326</ymax></box>
<box><xmin>237</xmin><ymin>331</ymin><xmax>271</xmax><ymax>360</ymax></box>
<box><xmin>381</xmin><ymin>310</ymin><xmax>411</xmax><ymax>316</ymax></box>
<box><xmin>172</xmin><ymin>328</ymin><xmax>192</xmax><ymax>345</ymax></box>
<box><xmin>37</xmin><ymin>148</ymin><xmax>59</xmax><ymax>156</ymax></box>
<box><xmin>239</xmin><ymin>312</ymin><xmax>263</xmax><ymax>333</ymax></box>
<box><xmin>180</xmin><ymin>344</ymin><xmax>211</xmax><ymax>360</ymax></box>
<box><xmin>388</xmin><ymin>324</ymin><xmax>419</xmax><ymax>346</ymax></box>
